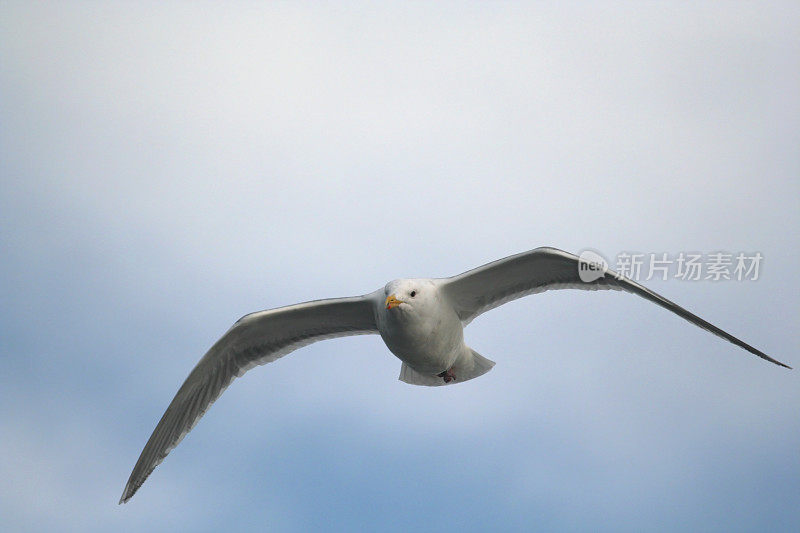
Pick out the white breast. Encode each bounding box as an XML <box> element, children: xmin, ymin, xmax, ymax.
<box><xmin>377</xmin><ymin>288</ymin><xmax>465</xmax><ymax>375</ymax></box>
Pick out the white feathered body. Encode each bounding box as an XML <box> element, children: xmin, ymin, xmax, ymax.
<box><xmin>376</xmin><ymin>279</ymin><xmax>465</xmax><ymax>375</ymax></box>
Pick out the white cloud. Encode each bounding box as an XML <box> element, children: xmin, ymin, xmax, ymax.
<box><xmin>2</xmin><ymin>1</ymin><xmax>798</xmax><ymax>530</ymax></box>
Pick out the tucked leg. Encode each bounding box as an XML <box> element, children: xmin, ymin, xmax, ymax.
<box><xmin>437</xmin><ymin>368</ymin><xmax>456</xmax><ymax>383</ymax></box>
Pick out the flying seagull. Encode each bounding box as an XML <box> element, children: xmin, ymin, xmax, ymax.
<box><xmin>120</xmin><ymin>247</ymin><xmax>789</xmax><ymax>503</ymax></box>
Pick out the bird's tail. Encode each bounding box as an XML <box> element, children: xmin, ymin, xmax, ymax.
<box><xmin>399</xmin><ymin>348</ymin><xmax>495</xmax><ymax>386</ymax></box>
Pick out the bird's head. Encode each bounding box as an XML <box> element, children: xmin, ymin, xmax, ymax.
<box><xmin>383</xmin><ymin>279</ymin><xmax>437</xmax><ymax>316</ymax></box>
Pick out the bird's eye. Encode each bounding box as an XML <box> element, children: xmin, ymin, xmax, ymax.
<box><xmin>410</xmin><ymin>290</ymin><xmax>416</xmax><ymax>297</ymax></box>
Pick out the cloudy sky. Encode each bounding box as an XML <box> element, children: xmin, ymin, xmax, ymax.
<box><xmin>2</xmin><ymin>2</ymin><xmax>798</xmax><ymax>531</ymax></box>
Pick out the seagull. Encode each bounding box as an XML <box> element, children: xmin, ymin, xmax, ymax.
<box><xmin>119</xmin><ymin>247</ymin><xmax>789</xmax><ymax>503</ymax></box>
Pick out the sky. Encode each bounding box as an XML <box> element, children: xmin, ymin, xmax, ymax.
<box><xmin>1</xmin><ymin>2</ymin><xmax>799</xmax><ymax>531</ymax></box>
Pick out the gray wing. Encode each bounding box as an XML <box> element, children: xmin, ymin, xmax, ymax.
<box><xmin>120</xmin><ymin>293</ymin><xmax>379</xmax><ymax>504</ymax></box>
<box><xmin>440</xmin><ymin>247</ymin><xmax>789</xmax><ymax>369</ymax></box>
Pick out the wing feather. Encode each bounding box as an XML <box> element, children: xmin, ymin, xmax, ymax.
<box><xmin>120</xmin><ymin>293</ymin><xmax>379</xmax><ymax>504</ymax></box>
<box><xmin>440</xmin><ymin>247</ymin><xmax>789</xmax><ymax>369</ymax></box>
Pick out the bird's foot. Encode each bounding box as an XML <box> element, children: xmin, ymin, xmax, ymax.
<box><xmin>437</xmin><ymin>368</ymin><xmax>456</xmax><ymax>383</ymax></box>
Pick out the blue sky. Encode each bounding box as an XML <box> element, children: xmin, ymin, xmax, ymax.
<box><xmin>2</xmin><ymin>2</ymin><xmax>799</xmax><ymax>531</ymax></box>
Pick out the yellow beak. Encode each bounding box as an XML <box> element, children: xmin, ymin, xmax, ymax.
<box><xmin>385</xmin><ymin>294</ymin><xmax>403</xmax><ymax>310</ymax></box>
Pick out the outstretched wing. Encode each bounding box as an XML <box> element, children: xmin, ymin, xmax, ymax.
<box><xmin>120</xmin><ymin>293</ymin><xmax>379</xmax><ymax>504</ymax></box>
<box><xmin>440</xmin><ymin>247</ymin><xmax>789</xmax><ymax>369</ymax></box>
